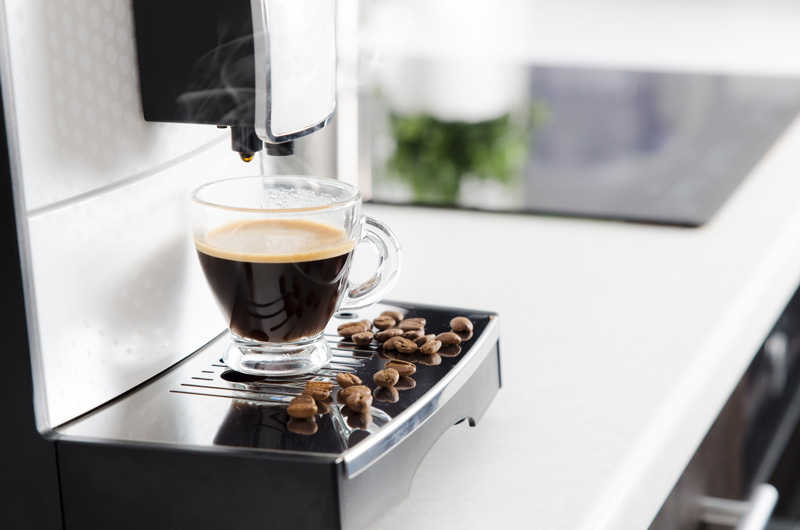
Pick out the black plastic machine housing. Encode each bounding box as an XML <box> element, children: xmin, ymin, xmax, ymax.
<box><xmin>132</xmin><ymin>0</ymin><xmax>281</xmax><ymax>156</ymax></box>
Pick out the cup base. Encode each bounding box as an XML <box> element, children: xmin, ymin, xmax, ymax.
<box><xmin>223</xmin><ymin>334</ymin><xmax>332</xmax><ymax>377</ymax></box>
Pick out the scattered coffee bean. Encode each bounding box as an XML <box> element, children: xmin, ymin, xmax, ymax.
<box><xmin>305</xmin><ymin>380</ymin><xmax>334</xmax><ymax>391</ymax></box>
<box><xmin>373</xmin><ymin>386</ymin><xmax>400</xmax><ymax>403</ymax></box>
<box><xmin>414</xmin><ymin>334</ymin><xmax>436</xmax><ymax>347</ymax></box>
<box><xmin>438</xmin><ymin>344</ymin><xmax>462</xmax><ymax>357</ymax></box>
<box><xmin>287</xmin><ymin>417</ymin><xmax>318</xmax><ymax>435</ymax></box>
<box><xmin>398</xmin><ymin>319</ymin><xmax>424</xmax><ymax>331</ymax></box>
<box><xmin>373</xmin><ymin>315</ymin><xmax>396</xmax><ymax>330</ymax></box>
<box><xmin>436</xmin><ymin>332</ymin><xmax>461</xmax><ymax>345</ymax></box>
<box><xmin>402</xmin><ymin>329</ymin><xmax>424</xmax><ymax>340</ymax></box>
<box><xmin>336</xmin><ymin>372</ymin><xmax>362</xmax><ymax>388</ymax></box>
<box><xmin>405</xmin><ymin>317</ymin><xmax>427</xmax><ymax>326</ymax></box>
<box><xmin>375</xmin><ymin>328</ymin><xmax>403</xmax><ymax>342</ymax></box>
<box><xmin>380</xmin><ymin>310</ymin><xmax>405</xmax><ymax>322</ymax></box>
<box><xmin>420</xmin><ymin>339</ymin><xmax>442</xmax><ymax>354</ymax></box>
<box><xmin>359</xmin><ymin>319</ymin><xmax>373</xmax><ymax>330</ymax></box>
<box><xmin>290</xmin><ymin>395</ymin><xmax>316</xmax><ymax>405</ymax></box>
<box><xmin>287</xmin><ymin>400</ymin><xmax>317</xmax><ymax>419</ymax></box>
<box><xmin>301</xmin><ymin>386</ymin><xmax>330</xmax><ymax>401</ymax></box>
<box><xmin>394</xmin><ymin>376</ymin><xmax>416</xmax><ymax>390</ymax></box>
<box><xmin>351</xmin><ymin>331</ymin><xmax>374</xmax><ymax>346</ymax></box>
<box><xmin>346</xmin><ymin>391</ymin><xmax>373</xmax><ymax>413</ymax></box>
<box><xmin>374</xmin><ymin>368</ymin><xmax>400</xmax><ymax>388</ymax></box>
<box><xmin>394</xmin><ymin>337</ymin><xmax>418</xmax><ymax>353</ymax></box>
<box><xmin>385</xmin><ymin>359</ymin><xmax>416</xmax><ymax>377</ymax></box>
<box><xmin>337</xmin><ymin>384</ymin><xmax>371</xmax><ymax>404</ymax></box>
<box><xmin>450</xmin><ymin>316</ymin><xmax>473</xmax><ymax>332</ymax></box>
<box><xmin>382</xmin><ymin>336</ymin><xmax>402</xmax><ymax>350</ymax></box>
<box><xmin>338</xmin><ymin>322</ymin><xmax>367</xmax><ymax>338</ymax></box>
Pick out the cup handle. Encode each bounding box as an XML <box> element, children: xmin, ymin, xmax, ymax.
<box><xmin>339</xmin><ymin>216</ymin><xmax>402</xmax><ymax>311</ymax></box>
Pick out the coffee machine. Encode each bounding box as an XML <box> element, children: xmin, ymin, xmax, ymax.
<box><xmin>133</xmin><ymin>0</ymin><xmax>337</xmax><ymax>161</ymax></box>
<box><xmin>0</xmin><ymin>1</ymin><xmax>501</xmax><ymax>529</ymax></box>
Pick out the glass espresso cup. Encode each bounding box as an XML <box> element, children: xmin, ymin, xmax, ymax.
<box><xmin>191</xmin><ymin>176</ymin><xmax>401</xmax><ymax>376</ymax></box>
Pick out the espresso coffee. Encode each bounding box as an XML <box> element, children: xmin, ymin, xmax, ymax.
<box><xmin>196</xmin><ymin>218</ymin><xmax>355</xmax><ymax>343</ymax></box>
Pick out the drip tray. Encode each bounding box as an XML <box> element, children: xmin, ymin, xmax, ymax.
<box><xmin>55</xmin><ymin>302</ymin><xmax>501</xmax><ymax>530</ymax></box>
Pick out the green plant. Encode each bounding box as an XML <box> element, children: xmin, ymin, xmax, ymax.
<box><xmin>384</xmin><ymin>109</ymin><xmax>533</xmax><ymax>204</ymax></box>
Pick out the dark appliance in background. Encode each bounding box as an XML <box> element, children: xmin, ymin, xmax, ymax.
<box><xmin>366</xmin><ymin>65</ymin><xmax>800</xmax><ymax>226</ymax></box>
<box><xmin>649</xmin><ymin>285</ymin><xmax>800</xmax><ymax>530</ymax></box>
<box><xmin>133</xmin><ymin>0</ymin><xmax>337</xmax><ymax>160</ymax></box>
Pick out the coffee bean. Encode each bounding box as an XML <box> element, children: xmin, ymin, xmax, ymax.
<box><xmin>290</xmin><ymin>395</ymin><xmax>316</xmax><ymax>405</ymax></box>
<box><xmin>301</xmin><ymin>387</ymin><xmax>330</xmax><ymax>401</ymax></box>
<box><xmin>287</xmin><ymin>417</ymin><xmax>318</xmax><ymax>435</ymax></box>
<box><xmin>374</xmin><ymin>368</ymin><xmax>400</xmax><ymax>388</ymax></box>
<box><xmin>394</xmin><ymin>337</ymin><xmax>418</xmax><ymax>353</ymax></box>
<box><xmin>351</xmin><ymin>331</ymin><xmax>374</xmax><ymax>346</ymax></box>
<box><xmin>346</xmin><ymin>391</ymin><xmax>373</xmax><ymax>413</ymax></box>
<box><xmin>414</xmin><ymin>334</ymin><xmax>436</xmax><ymax>347</ymax></box>
<box><xmin>420</xmin><ymin>339</ymin><xmax>442</xmax><ymax>354</ymax></box>
<box><xmin>438</xmin><ymin>344</ymin><xmax>462</xmax><ymax>357</ymax></box>
<box><xmin>436</xmin><ymin>332</ymin><xmax>461</xmax><ymax>345</ymax></box>
<box><xmin>375</xmin><ymin>328</ymin><xmax>403</xmax><ymax>343</ymax></box>
<box><xmin>405</xmin><ymin>317</ymin><xmax>427</xmax><ymax>326</ymax></box>
<box><xmin>398</xmin><ymin>319</ymin><xmax>424</xmax><ymax>331</ymax></box>
<box><xmin>338</xmin><ymin>322</ymin><xmax>367</xmax><ymax>338</ymax></box>
<box><xmin>450</xmin><ymin>316</ymin><xmax>473</xmax><ymax>332</ymax></box>
<box><xmin>380</xmin><ymin>310</ymin><xmax>405</xmax><ymax>322</ymax></box>
<box><xmin>359</xmin><ymin>319</ymin><xmax>373</xmax><ymax>330</ymax></box>
<box><xmin>306</xmin><ymin>380</ymin><xmax>334</xmax><ymax>391</ymax></box>
<box><xmin>287</xmin><ymin>400</ymin><xmax>317</xmax><ymax>419</ymax></box>
<box><xmin>385</xmin><ymin>359</ymin><xmax>416</xmax><ymax>377</ymax></box>
<box><xmin>336</xmin><ymin>372</ymin><xmax>362</xmax><ymax>388</ymax></box>
<box><xmin>373</xmin><ymin>315</ymin><xmax>396</xmax><ymax>330</ymax></box>
<box><xmin>374</xmin><ymin>386</ymin><xmax>400</xmax><ymax>403</ymax></box>
<box><xmin>394</xmin><ymin>376</ymin><xmax>416</xmax><ymax>390</ymax></box>
<box><xmin>382</xmin><ymin>336</ymin><xmax>402</xmax><ymax>350</ymax></box>
<box><xmin>337</xmin><ymin>384</ymin><xmax>371</xmax><ymax>404</ymax></box>
<box><xmin>402</xmin><ymin>329</ymin><xmax>424</xmax><ymax>340</ymax></box>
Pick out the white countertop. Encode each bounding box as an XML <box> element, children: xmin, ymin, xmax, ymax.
<box><xmin>360</xmin><ymin>1</ymin><xmax>800</xmax><ymax>528</ymax></box>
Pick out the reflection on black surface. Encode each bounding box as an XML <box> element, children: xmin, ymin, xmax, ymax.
<box><xmin>212</xmin><ymin>308</ymin><xmax>489</xmax><ymax>452</ymax></box>
<box><xmin>368</xmin><ymin>63</ymin><xmax>800</xmax><ymax>226</ymax></box>
<box><xmin>213</xmin><ymin>400</ymin><xmax>348</xmax><ymax>450</ymax></box>
<box><xmin>374</xmin><ymin>386</ymin><xmax>400</xmax><ymax>404</ymax></box>
<box><xmin>394</xmin><ymin>376</ymin><xmax>416</xmax><ymax>391</ymax></box>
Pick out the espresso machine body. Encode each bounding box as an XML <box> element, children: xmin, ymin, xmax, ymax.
<box><xmin>0</xmin><ymin>2</ymin><xmax>501</xmax><ymax>529</ymax></box>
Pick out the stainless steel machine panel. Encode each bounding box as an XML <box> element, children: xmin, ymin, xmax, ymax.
<box><xmin>0</xmin><ymin>0</ymin><xmax>257</xmax><ymax>429</ymax></box>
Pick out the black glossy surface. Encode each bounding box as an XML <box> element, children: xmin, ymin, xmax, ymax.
<box><xmin>368</xmin><ymin>64</ymin><xmax>800</xmax><ymax>226</ymax></box>
<box><xmin>211</xmin><ymin>305</ymin><xmax>494</xmax><ymax>453</ymax></box>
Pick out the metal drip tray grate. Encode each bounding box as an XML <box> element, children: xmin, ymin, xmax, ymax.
<box><xmin>172</xmin><ymin>341</ymin><xmax>373</xmax><ymax>404</ymax></box>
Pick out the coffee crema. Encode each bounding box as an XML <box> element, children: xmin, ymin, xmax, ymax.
<box><xmin>196</xmin><ymin>219</ymin><xmax>356</xmax><ymax>343</ymax></box>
